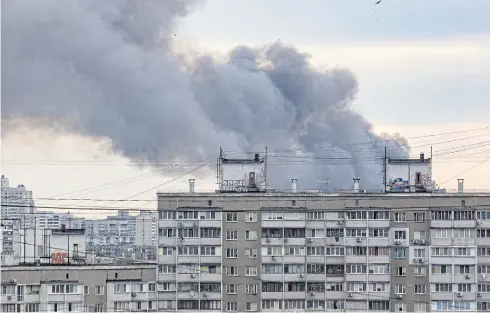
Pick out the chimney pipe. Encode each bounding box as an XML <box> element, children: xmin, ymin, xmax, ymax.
<box><xmin>189</xmin><ymin>179</ymin><xmax>195</xmax><ymax>194</ymax></box>
<box><xmin>254</xmin><ymin>153</ymin><xmax>260</xmax><ymax>162</ymax></box>
<box><xmin>291</xmin><ymin>179</ymin><xmax>298</xmax><ymax>193</ymax></box>
<box><xmin>420</xmin><ymin>153</ymin><xmax>424</xmax><ymax>161</ymax></box>
<box><xmin>353</xmin><ymin>178</ymin><xmax>360</xmax><ymax>193</ymax></box>
<box><xmin>457</xmin><ymin>179</ymin><xmax>464</xmax><ymax>193</ymax></box>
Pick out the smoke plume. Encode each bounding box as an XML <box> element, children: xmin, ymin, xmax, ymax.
<box><xmin>1</xmin><ymin>0</ymin><xmax>409</xmax><ymax>190</ymax></box>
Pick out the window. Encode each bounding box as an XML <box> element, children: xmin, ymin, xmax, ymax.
<box><xmin>178</xmin><ymin>211</ymin><xmax>199</xmax><ymax>220</ymax></box>
<box><xmin>307</xmin><ymin>228</ymin><xmax>325</xmax><ymax>238</ymax></box>
<box><xmin>395</xmin><ymin>284</ymin><xmax>406</xmax><ymax>294</ymax></box>
<box><xmin>148</xmin><ymin>283</ymin><xmax>156</xmax><ymax>291</ymax></box>
<box><xmin>414</xmin><ymin>266</ymin><xmax>427</xmax><ymax>276</ymax></box>
<box><xmin>178</xmin><ymin>228</ymin><xmax>199</xmax><ymax>238</ymax></box>
<box><xmin>454</xmin><ymin>210</ymin><xmax>474</xmax><ymax>220</ymax></box>
<box><xmin>245</xmin><ymin>266</ymin><xmax>257</xmax><ymax>276</ymax></box>
<box><xmin>307</xmin><ymin>212</ymin><xmax>325</xmax><ymax>220</ymax></box>
<box><xmin>369</xmin><ymin>264</ymin><xmax>390</xmax><ymax>274</ymax></box>
<box><xmin>114</xmin><ymin>284</ymin><xmax>127</xmax><ymax>293</ymax></box>
<box><xmin>245</xmin><ymin>230</ymin><xmax>257</xmax><ymax>240</ymax></box>
<box><xmin>414</xmin><ymin>212</ymin><xmax>426</xmax><ymax>222</ymax></box>
<box><xmin>346</xmin><ymin>282</ymin><xmax>366</xmax><ymax>292</ymax></box>
<box><xmin>226</xmin><ymin>230</ymin><xmax>237</xmax><ymax>240</ymax></box>
<box><xmin>371</xmin><ymin>283</ymin><xmax>388</xmax><ymax>292</ymax></box>
<box><xmin>477</xmin><ymin>211</ymin><xmax>490</xmax><ymax>220</ymax></box>
<box><xmin>263</xmin><ymin>282</ymin><xmax>283</xmax><ymax>292</ymax></box>
<box><xmin>346</xmin><ymin>211</ymin><xmax>366</xmax><ymax>220</ymax></box>
<box><xmin>414</xmin><ymin>303</ymin><xmax>426</xmax><ymax>312</ymax></box>
<box><xmin>439</xmin><ymin>266</ymin><xmax>457</xmax><ymax>277</ymax></box>
<box><xmin>393</xmin><ymin>212</ymin><xmax>406</xmax><ymax>222</ymax></box>
<box><xmin>368</xmin><ymin>211</ymin><xmax>389</xmax><ymax>220</ymax></box>
<box><xmin>246</xmin><ymin>302</ymin><xmax>258</xmax><ymax>312</ymax></box>
<box><xmin>395</xmin><ymin>303</ymin><xmax>405</xmax><ymax>312</ymax></box>
<box><xmin>226</xmin><ymin>302</ymin><xmax>237</xmax><ymax>311</ymax></box>
<box><xmin>394</xmin><ymin>267</ymin><xmax>406</xmax><ymax>276</ymax></box>
<box><xmin>325</xmin><ymin>247</ymin><xmax>344</xmax><ymax>256</ymax></box>
<box><xmin>84</xmin><ymin>286</ymin><xmax>89</xmax><ymax>295</ymax></box>
<box><xmin>226</xmin><ymin>285</ymin><xmax>237</xmax><ymax>294</ymax></box>
<box><xmin>432</xmin><ymin>247</ymin><xmax>452</xmax><ymax>256</ymax></box>
<box><xmin>326</xmin><ymin>228</ymin><xmax>344</xmax><ymax>238</ymax></box>
<box><xmin>477</xmin><ymin>229</ymin><xmax>490</xmax><ymax>238</ymax></box>
<box><xmin>394</xmin><ymin>230</ymin><xmax>406</xmax><ymax>240</ymax></box>
<box><xmin>435</xmin><ymin>301</ymin><xmax>452</xmax><ymax>311</ymax></box>
<box><xmin>346</xmin><ymin>228</ymin><xmax>366</xmax><ymax>237</ymax></box>
<box><xmin>415</xmin><ymin>172</ymin><xmax>421</xmax><ymax>184</ymax></box>
<box><xmin>226</xmin><ymin>249</ymin><xmax>238</xmax><ymax>258</ymax></box>
<box><xmin>369</xmin><ymin>300</ymin><xmax>389</xmax><ymax>311</ymax></box>
<box><xmin>456</xmin><ymin>265</ymin><xmax>471</xmax><ymax>274</ymax></box>
<box><xmin>246</xmin><ymin>284</ymin><xmax>258</xmax><ymax>294</ymax></box>
<box><xmin>226</xmin><ymin>266</ymin><xmax>238</xmax><ymax>276</ymax></box>
<box><xmin>159</xmin><ymin>246</ymin><xmax>174</xmax><ymax>255</ymax></box>
<box><xmin>200</xmin><ymin>246</ymin><xmax>216</xmax><ymax>256</ymax></box>
<box><xmin>158</xmin><ymin>264</ymin><xmax>176</xmax><ymax>273</ymax></box>
<box><xmin>455</xmin><ymin>247</ymin><xmax>472</xmax><ymax>256</ymax></box>
<box><xmin>285</xmin><ymin>246</ymin><xmax>305</xmax><ymax>256</ymax></box>
<box><xmin>369</xmin><ymin>247</ymin><xmax>390</xmax><ymax>256</ymax></box>
<box><xmin>226</xmin><ymin>213</ymin><xmax>238</xmax><ymax>222</ymax></box>
<box><xmin>478</xmin><ymin>283</ymin><xmax>490</xmax><ymax>292</ymax></box>
<box><xmin>245</xmin><ymin>248</ymin><xmax>257</xmax><ymax>258</ymax></box>
<box><xmin>414</xmin><ymin>248</ymin><xmax>426</xmax><ymax>258</ymax></box>
<box><xmin>246</xmin><ymin>213</ymin><xmax>257</xmax><ymax>222</ymax></box>
<box><xmin>458</xmin><ymin>284</ymin><xmax>472</xmax><ymax>292</ymax></box>
<box><xmin>434</xmin><ymin>284</ymin><xmax>452</xmax><ymax>292</ymax></box>
<box><xmin>200</xmin><ymin>211</ymin><xmax>216</xmax><ymax>220</ymax></box>
<box><xmin>2</xmin><ymin>285</ymin><xmax>15</xmax><ymax>295</ymax></box>
<box><xmin>454</xmin><ymin>229</ymin><xmax>471</xmax><ymax>238</ymax></box>
<box><xmin>413</xmin><ymin>231</ymin><xmax>426</xmax><ymax>240</ymax></box>
<box><xmin>200</xmin><ymin>228</ymin><xmax>221</xmax><ymax>238</ymax></box>
<box><xmin>369</xmin><ymin>228</ymin><xmax>389</xmax><ymax>237</ymax></box>
<box><xmin>414</xmin><ymin>285</ymin><xmax>426</xmax><ymax>294</ymax></box>
<box><xmin>394</xmin><ymin>248</ymin><xmax>406</xmax><ymax>258</ymax></box>
<box><xmin>25</xmin><ymin>304</ymin><xmax>40</xmax><ymax>312</ymax></box>
<box><xmin>432</xmin><ymin>210</ymin><xmax>452</xmax><ymax>220</ymax></box>
<box><xmin>346</xmin><ymin>264</ymin><xmax>367</xmax><ymax>274</ymax></box>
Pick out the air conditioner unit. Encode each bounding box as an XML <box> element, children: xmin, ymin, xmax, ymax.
<box><xmin>412</xmin><ymin>239</ymin><xmax>419</xmax><ymax>244</ymax></box>
<box><xmin>337</xmin><ymin>220</ymin><xmax>344</xmax><ymax>225</ymax></box>
<box><xmin>307</xmin><ymin>238</ymin><xmax>313</xmax><ymax>243</ymax></box>
<box><xmin>348</xmin><ymin>293</ymin><xmax>353</xmax><ymax>297</ymax></box>
<box><xmin>356</xmin><ymin>238</ymin><xmax>362</xmax><ymax>243</ymax></box>
<box><xmin>465</xmin><ymin>275</ymin><xmax>471</xmax><ymax>279</ymax></box>
<box><xmin>477</xmin><ymin>293</ymin><xmax>482</xmax><ymax>297</ymax></box>
<box><xmin>457</xmin><ymin>292</ymin><xmax>463</xmax><ymax>297</ymax></box>
<box><xmin>10</xmin><ymin>279</ymin><xmax>16</xmax><ymax>283</ymax></box>
<box><xmin>272</xmin><ymin>256</ymin><xmax>277</xmax><ymax>261</ymax></box>
<box><xmin>299</xmin><ymin>274</ymin><xmax>305</xmax><ymax>278</ymax></box>
<box><xmin>396</xmin><ymin>294</ymin><xmax>402</xmax><ymax>299</ymax></box>
<box><xmin>7</xmin><ymin>296</ymin><xmax>12</xmax><ymax>300</ymax></box>
<box><xmin>413</xmin><ymin>258</ymin><xmax>418</xmax><ymax>263</ymax></box>
<box><xmin>190</xmin><ymin>274</ymin><xmax>195</xmax><ymax>278</ymax></box>
<box><xmin>309</xmin><ymin>291</ymin><xmax>315</xmax><ymax>296</ymax></box>
<box><xmin>482</xmin><ymin>273</ymin><xmax>487</xmax><ymax>279</ymax></box>
<box><xmin>394</xmin><ymin>240</ymin><xmax>401</xmax><ymax>245</ymax></box>
<box><xmin>202</xmin><ymin>293</ymin><xmax>208</xmax><ymax>297</ymax></box>
<box><xmin>193</xmin><ymin>222</ymin><xmax>198</xmax><ymax>227</ymax></box>
<box><xmin>131</xmin><ymin>292</ymin><xmax>136</xmax><ymax>297</ymax></box>
<box><xmin>477</xmin><ymin>220</ymin><xmax>482</xmax><ymax>225</ymax></box>
<box><xmin>178</xmin><ymin>222</ymin><xmax>183</xmax><ymax>227</ymax></box>
<box><xmin>419</xmin><ymin>240</ymin><xmax>426</xmax><ymax>245</ymax></box>
<box><xmin>266</xmin><ymin>238</ymin><xmax>271</xmax><ymax>243</ymax></box>
<box><xmin>284</xmin><ymin>238</ymin><xmax>288</xmax><ymax>243</ymax></box>
<box><xmin>418</xmin><ymin>258</ymin><xmax>424</xmax><ymax>263</ymax></box>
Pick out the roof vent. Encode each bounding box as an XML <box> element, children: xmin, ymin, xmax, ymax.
<box><xmin>457</xmin><ymin>179</ymin><xmax>464</xmax><ymax>193</ymax></box>
<box><xmin>291</xmin><ymin>179</ymin><xmax>298</xmax><ymax>193</ymax></box>
<box><xmin>353</xmin><ymin>178</ymin><xmax>360</xmax><ymax>193</ymax></box>
<box><xmin>254</xmin><ymin>153</ymin><xmax>260</xmax><ymax>162</ymax></box>
<box><xmin>420</xmin><ymin>153</ymin><xmax>424</xmax><ymax>161</ymax></box>
<box><xmin>189</xmin><ymin>179</ymin><xmax>195</xmax><ymax>194</ymax></box>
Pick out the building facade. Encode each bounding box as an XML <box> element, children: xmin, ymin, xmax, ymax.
<box><xmin>157</xmin><ymin>190</ymin><xmax>490</xmax><ymax>312</ymax></box>
<box><xmin>0</xmin><ymin>264</ymin><xmax>157</xmax><ymax>312</ymax></box>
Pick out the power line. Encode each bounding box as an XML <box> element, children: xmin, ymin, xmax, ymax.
<box><xmin>3</xmin><ymin>203</ymin><xmax>490</xmax><ymax>214</ymax></box>
<box><xmin>439</xmin><ymin>157</ymin><xmax>490</xmax><ymax>187</ymax></box>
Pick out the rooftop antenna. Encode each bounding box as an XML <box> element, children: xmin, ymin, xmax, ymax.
<box><xmin>317</xmin><ymin>178</ymin><xmax>332</xmax><ymax>192</ymax></box>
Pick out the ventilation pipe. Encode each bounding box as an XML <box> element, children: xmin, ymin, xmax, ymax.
<box><xmin>420</xmin><ymin>153</ymin><xmax>425</xmax><ymax>161</ymax></box>
<box><xmin>353</xmin><ymin>178</ymin><xmax>360</xmax><ymax>193</ymax></box>
<box><xmin>291</xmin><ymin>179</ymin><xmax>298</xmax><ymax>193</ymax></box>
<box><xmin>457</xmin><ymin>179</ymin><xmax>464</xmax><ymax>193</ymax></box>
<box><xmin>254</xmin><ymin>153</ymin><xmax>260</xmax><ymax>162</ymax></box>
<box><xmin>189</xmin><ymin>179</ymin><xmax>195</xmax><ymax>194</ymax></box>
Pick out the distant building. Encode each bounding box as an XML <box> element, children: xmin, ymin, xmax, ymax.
<box><xmin>6</xmin><ymin>226</ymin><xmax>86</xmax><ymax>266</ymax></box>
<box><xmin>1</xmin><ymin>263</ymin><xmax>157</xmax><ymax>312</ymax></box>
<box><xmin>1</xmin><ymin>175</ymin><xmax>35</xmax><ymax>228</ymax></box>
<box><xmin>135</xmin><ymin>212</ymin><xmax>157</xmax><ymax>246</ymax></box>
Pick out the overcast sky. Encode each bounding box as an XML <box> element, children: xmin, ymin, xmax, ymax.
<box><xmin>2</xmin><ymin>0</ymin><xmax>489</xmax><ymax>218</ymax></box>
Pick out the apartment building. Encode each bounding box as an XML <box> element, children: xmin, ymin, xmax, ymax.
<box><xmin>157</xmin><ymin>190</ymin><xmax>490</xmax><ymax>312</ymax></box>
<box><xmin>1</xmin><ymin>263</ymin><xmax>157</xmax><ymax>312</ymax></box>
<box><xmin>155</xmin><ymin>151</ymin><xmax>490</xmax><ymax>312</ymax></box>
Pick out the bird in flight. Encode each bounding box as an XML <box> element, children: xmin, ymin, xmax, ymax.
<box><xmin>375</xmin><ymin>0</ymin><xmax>382</xmax><ymax>4</ymax></box>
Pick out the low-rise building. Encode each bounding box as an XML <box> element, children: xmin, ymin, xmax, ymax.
<box><xmin>1</xmin><ymin>263</ymin><xmax>157</xmax><ymax>312</ymax></box>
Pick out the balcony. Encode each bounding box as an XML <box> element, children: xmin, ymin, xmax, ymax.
<box><xmin>51</xmin><ymin>228</ymin><xmax>85</xmax><ymax>235</ymax></box>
